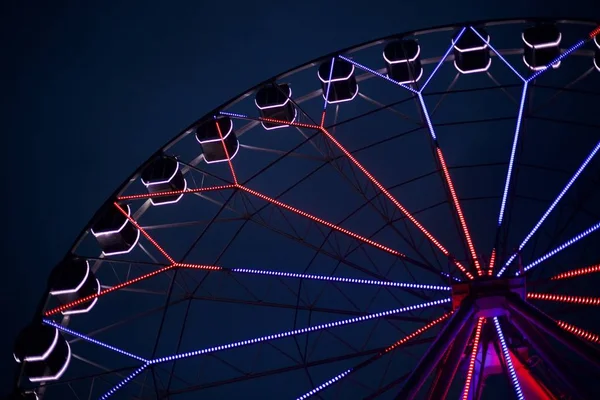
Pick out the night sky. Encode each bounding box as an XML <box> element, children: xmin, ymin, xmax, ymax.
<box><xmin>3</xmin><ymin>1</ymin><xmax>600</xmax><ymax>399</ymax></box>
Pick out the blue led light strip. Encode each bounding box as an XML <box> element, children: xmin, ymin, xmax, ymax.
<box><xmin>497</xmin><ymin>82</ymin><xmax>529</xmax><ymax>228</ymax></box>
<box><xmin>338</xmin><ymin>55</ymin><xmax>418</xmax><ymax>94</ymax></box>
<box><xmin>323</xmin><ymin>57</ymin><xmax>336</xmax><ymax>110</ymax></box>
<box><xmin>219</xmin><ymin>111</ymin><xmax>248</xmax><ymax>119</ymax></box>
<box><xmin>518</xmin><ymin>220</ymin><xmax>600</xmax><ymax>275</ymax></box>
<box><xmin>149</xmin><ymin>298</ymin><xmax>450</xmax><ymax>364</ymax></box>
<box><xmin>419</xmin><ymin>27</ymin><xmax>466</xmax><ymax>93</ymax></box>
<box><xmin>43</xmin><ymin>319</ymin><xmax>148</xmax><ymax>363</ymax></box>
<box><xmin>297</xmin><ymin>369</ymin><xmax>352</xmax><ymax>400</ymax></box>
<box><xmin>100</xmin><ymin>364</ymin><xmax>148</xmax><ymax>400</ymax></box>
<box><xmin>469</xmin><ymin>27</ymin><xmax>526</xmax><ymax>82</ymax></box>
<box><xmin>231</xmin><ymin>268</ymin><xmax>451</xmax><ymax>291</ymax></box>
<box><xmin>493</xmin><ymin>318</ymin><xmax>525</xmax><ymax>400</ymax></box>
<box><xmin>418</xmin><ymin>93</ymin><xmax>437</xmax><ymax>141</ymax></box>
<box><xmin>498</xmin><ymin>140</ymin><xmax>600</xmax><ymax>276</ymax></box>
<box><xmin>527</xmin><ymin>40</ymin><xmax>586</xmax><ymax>82</ymax></box>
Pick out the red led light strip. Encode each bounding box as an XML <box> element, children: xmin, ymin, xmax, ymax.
<box><xmin>239</xmin><ymin>185</ymin><xmax>406</xmax><ymax>258</ymax></box>
<box><xmin>383</xmin><ymin>311</ymin><xmax>453</xmax><ymax>354</ymax></box>
<box><xmin>527</xmin><ymin>292</ymin><xmax>600</xmax><ymax>306</ymax></box>
<box><xmin>589</xmin><ymin>26</ymin><xmax>600</xmax><ymax>39</ymax></box>
<box><xmin>258</xmin><ymin>117</ymin><xmax>320</xmax><ymax>130</ymax></box>
<box><xmin>45</xmin><ymin>265</ymin><xmax>175</xmax><ymax>316</ymax></box>
<box><xmin>45</xmin><ymin>263</ymin><xmax>221</xmax><ymax>316</ymax></box>
<box><xmin>114</xmin><ymin>202</ymin><xmax>175</xmax><ymax>264</ymax></box>
<box><xmin>318</xmin><ymin>127</ymin><xmax>473</xmax><ymax>279</ymax></box>
<box><xmin>462</xmin><ymin>317</ymin><xmax>485</xmax><ymax>400</ymax></box>
<box><xmin>488</xmin><ymin>248</ymin><xmax>496</xmax><ymax>276</ymax></box>
<box><xmin>436</xmin><ymin>147</ymin><xmax>481</xmax><ymax>274</ymax></box>
<box><xmin>117</xmin><ymin>184</ymin><xmax>236</xmax><ymax>201</ymax></box>
<box><xmin>557</xmin><ymin>320</ymin><xmax>600</xmax><ymax>344</ymax></box>
<box><xmin>215</xmin><ymin>119</ymin><xmax>238</xmax><ymax>184</ymax></box>
<box><xmin>550</xmin><ymin>264</ymin><xmax>600</xmax><ymax>280</ymax></box>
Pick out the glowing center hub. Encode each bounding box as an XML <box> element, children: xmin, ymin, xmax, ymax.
<box><xmin>451</xmin><ymin>276</ymin><xmax>526</xmax><ymax>317</ymax></box>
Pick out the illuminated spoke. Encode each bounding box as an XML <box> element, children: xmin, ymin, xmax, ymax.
<box><xmin>296</xmin><ymin>312</ymin><xmax>452</xmax><ymax>399</ymax></box>
<box><xmin>518</xmin><ymin>220</ymin><xmax>600</xmax><ymax>275</ymax></box>
<box><xmin>419</xmin><ymin>94</ymin><xmax>481</xmax><ymax>273</ymax></box>
<box><xmin>229</xmin><ymin>267</ymin><xmax>451</xmax><ymax>291</ymax></box>
<box><xmin>528</xmin><ymin>292</ymin><xmax>600</xmax><ymax>306</ymax></box>
<box><xmin>149</xmin><ymin>298</ymin><xmax>451</xmax><ymax>364</ymax></box>
<box><xmin>469</xmin><ymin>27</ymin><xmax>525</xmax><ymax>82</ymax></box>
<box><xmin>493</xmin><ymin>317</ymin><xmax>524</xmax><ymax>400</ymax></box>
<box><xmin>45</xmin><ymin>265</ymin><xmax>176</xmax><ymax>316</ymax></box>
<box><xmin>100</xmin><ymin>364</ymin><xmax>148</xmax><ymax>400</ymax></box>
<box><xmin>338</xmin><ymin>55</ymin><xmax>419</xmax><ymax>94</ymax></box>
<box><xmin>557</xmin><ymin>320</ymin><xmax>600</xmax><ymax>344</ymax></box>
<box><xmin>43</xmin><ymin>319</ymin><xmax>148</xmax><ymax>363</ymax></box>
<box><xmin>499</xmin><ymin>140</ymin><xmax>600</xmax><ymax>276</ymax></box>
<box><xmin>114</xmin><ymin>202</ymin><xmax>175</xmax><ymax>264</ymax></box>
<box><xmin>420</xmin><ymin>27</ymin><xmax>466</xmax><ymax>92</ymax></box>
<box><xmin>238</xmin><ymin>185</ymin><xmax>407</xmax><ymax>259</ymax></box>
<box><xmin>215</xmin><ymin>117</ymin><xmax>238</xmax><ymax>184</ymax></box>
<box><xmin>461</xmin><ymin>317</ymin><xmax>485</xmax><ymax>400</ymax></box>
<box><xmin>551</xmin><ymin>264</ymin><xmax>600</xmax><ymax>280</ymax></box>
<box><xmin>496</xmin><ymin>83</ymin><xmax>528</xmax><ymax>231</ymax></box>
<box><xmin>315</xmin><ymin>128</ymin><xmax>472</xmax><ymax>279</ymax></box>
<box><xmin>527</xmin><ymin>40</ymin><xmax>586</xmax><ymax>82</ymax></box>
<box><xmin>117</xmin><ymin>184</ymin><xmax>236</xmax><ymax>201</ymax></box>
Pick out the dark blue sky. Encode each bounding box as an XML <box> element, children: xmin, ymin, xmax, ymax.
<box><xmin>3</xmin><ymin>1</ymin><xmax>600</xmax><ymax>398</ymax></box>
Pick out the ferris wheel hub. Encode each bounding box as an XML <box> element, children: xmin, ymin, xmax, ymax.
<box><xmin>451</xmin><ymin>276</ymin><xmax>526</xmax><ymax>317</ymax></box>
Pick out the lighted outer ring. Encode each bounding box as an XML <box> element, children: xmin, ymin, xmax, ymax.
<box><xmin>22</xmin><ymin>17</ymin><xmax>599</xmax><ymax>393</ymax></box>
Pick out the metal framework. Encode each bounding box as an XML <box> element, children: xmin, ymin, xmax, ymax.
<box><xmin>11</xmin><ymin>18</ymin><xmax>600</xmax><ymax>399</ymax></box>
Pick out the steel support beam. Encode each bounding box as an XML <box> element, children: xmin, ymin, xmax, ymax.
<box><xmin>507</xmin><ymin>295</ymin><xmax>600</xmax><ymax>369</ymax></box>
<box><xmin>427</xmin><ymin>316</ymin><xmax>476</xmax><ymax>399</ymax></box>
<box><xmin>395</xmin><ymin>302</ymin><xmax>474</xmax><ymax>399</ymax></box>
<box><xmin>510</xmin><ymin>314</ymin><xmax>592</xmax><ymax>399</ymax></box>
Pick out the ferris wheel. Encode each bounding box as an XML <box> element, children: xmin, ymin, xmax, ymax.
<box><xmin>11</xmin><ymin>18</ymin><xmax>600</xmax><ymax>400</ymax></box>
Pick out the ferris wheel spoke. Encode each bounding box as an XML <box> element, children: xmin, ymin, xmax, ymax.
<box><xmin>492</xmin><ymin>82</ymin><xmax>529</xmax><ymax>266</ymax></box>
<box><xmin>148</xmin><ymin>298</ymin><xmax>450</xmax><ymax>365</ymax></box>
<box><xmin>527</xmin><ymin>292</ymin><xmax>600</xmax><ymax>306</ymax></box>
<box><xmin>556</xmin><ymin>319</ymin><xmax>600</xmax><ymax>344</ymax></box>
<box><xmin>117</xmin><ymin>183</ymin><xmax>236</xmax><ymax>202</ymax></box>
<box><xmin>315</xmin><ymin>126</ymin><xmax>472</xmax><ymax>278</ymax></box>
<box><xmin>337</xmin><ymin>55</ymin><xmax>419</xmax><ymax>95</ymax></box>
<box><xmin>417</xmin><ymin>96</ymin><xmax>482</xmax><ymax>274</ymax></box>
<box><xmin>550</xmin><ymin>263</ymin><xmax>600</xmax><ymax>280</ymax></box>
<box><xmin>492</xmin><ymin>317</ymin><xmax>525</xmax><ymax>400</ymax></box>
<box><xmin>460</xmin><ymin>317</ymin><xmax>485</xmax><ymax>400</ymax></box>
<box><xmin>469</xmin><ymin>27</ymin><xmax>526</xmax><ymax>83</ymax></box>
<box><xmin>526</xmin><ymin>26</ymin><xmax>600</xmax><ymax>83</ymax></box>
<box><xmin>114</xmin><ymin>202</ymin><xmax>175</xmax><ymax>264</ymax></box>
<box><xmin>295</xmin><ymin>312</ymin><xmax>451</xmax><ymax>399</ymax></box>
<box><xmin>516</xmin><ymin>219</ymin><xmax>600</xmax><ymax>276</ymax></box>
<box><xmin>99</xmin><ymin>363</ymin><xmax>148</xmax><ymax>400</ymax></box>
<box><xmin>42</xmin><ymin>319</ymin><xmax>147</xmax><ymax>363</ymax></box>
<box><xmin>420</xmin><ymin>27</ymin><xmax>467</xmax><ymax>93</ymax></box>
<box><xmin>227</xmin><ymin>266</ymin><xmax>450</xmax><ymax>291</ymax></box>
<box><xmin>498</xmin><ymin>141</ymin><xmax>600</xmax><ymax>276</ymax></box>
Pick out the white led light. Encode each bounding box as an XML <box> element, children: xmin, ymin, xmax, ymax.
<box><xmin>254</xmin><ymin>85</ymin><xmax>293</xmax><ymax>110</ymax></box>
<box><xmin>522</xmin><ymin>31</ymin><xmax>562</xmax><ymax>49</ymax></box>
<box><xmin>101</xmin><ymin>228</ymin><xmax>141</xmax><ymax>257</ymax></box>
<box><xmin>141</xmin><ymin>160</ymin><xmax>180</xmax><ymax>186</ymax></box>
<box><xmin>49</xmin><ymin>260</ymin><xmax>90</xmax><ymax>296</ymax></box>
<box><xmin>24</xmin><ymin>328</ymin><xmax>58</xmax><ymax>363</ymax></box>
<box><xmin>62</xmin><ymin>278</ymin><xmax>101</xmax><ymax>315</ymax></box>
<box><xmin>453</xmin><ymin>58</ymin><xmax>492</xmax><ymax>75</ymax></box>
<box><xmin>29</xmin><ymin>341</ymin><xmax>71</xmax><ymax>383</ymax></box>
<box><xmin>91</xmin><ymin>204</ymin><xmax>131</xmax><ymax>237</ymax></box>
<box><xmin>383</xmin><ymin>43</ymin><xmax>421</xmax><ymax>64</ymax></box>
